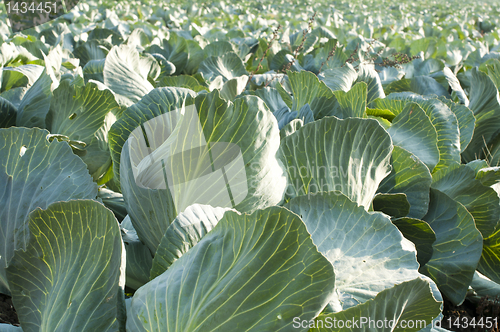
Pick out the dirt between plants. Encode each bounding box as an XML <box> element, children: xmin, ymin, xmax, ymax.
<box><xmin>0</xmin><ymin>293</ymin><xmax>499</xmax><ymax>330</ymax></box>
<box><xmin>441</xmin><ymin>296</ymin><xmax>500</xmax><ymax>332</ymax></box>
<box><xmin>0</xmin><ymin>293</ymin><xmax>19</xmax><ymax>326</ymax></box>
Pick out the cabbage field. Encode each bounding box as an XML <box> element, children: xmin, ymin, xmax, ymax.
<box><xmin>1</xmin><ymin>0</ymin><xmax>500</xmax><ymax>331</ymax></box>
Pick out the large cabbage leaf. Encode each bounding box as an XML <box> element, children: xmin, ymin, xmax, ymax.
<box><xmin>118</xmin><ymin>89</ymin><xmax>286</xmax><ymax>253</ymax></box>
<box><xmin>150</xmin><ymin>204</ymin><xmax>233</xmax><ymax>279</ymax></box>
<box><xmin>286</xmin><ymin>192</ymin><xmax>424</xmax><ymax>311</ymax></box>
<box><xmin>6</xmin><ymin>200</ymin><xmax>125</xmax><ymax>332</ymax></box>
<box><xmin>310</xmin><ymin>278</ymin><xmax>441</xmax><ymax>332</ymax></box>
<box><xmin>0</xmin><ymin>127</ymin><xmax>97</xmax><ymax>294</ymax></box>
<box><xmin>420</xmin><ymin>188</ymin><xmax>483</xmax><ymax>305</ymax></box>
<box><xmin>278</xmin><ymin>116</ymin><xmax>392</xmax><ymax>209</ymax></box>
<box><xmin>377</xmin><ymin>146</ymin><xmax>432</xmax><ymax>219</ymax></box>
<box><xmin>127</xmin><ymin>207</ymin><xmax>335</xmax><ymax>332</ymax></box>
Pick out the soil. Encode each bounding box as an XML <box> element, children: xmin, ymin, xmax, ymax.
<box><xmin>441</xmin><ymin>296</ymin><xmax>500</xmax><ymax>332</ymax></box>
<box><xmin>0</xmin><ymin>293</ymin><xmax>19</xmax><ymax>326</ymax></box>
<box><xmin>0</xmin><ymin>292</ymin><xmax>499</xmax><ymax>330</ymax></box>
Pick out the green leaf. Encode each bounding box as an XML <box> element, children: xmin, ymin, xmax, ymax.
<box><xmin>203</xmin><ymin>40</ymin><xmax>235</xmax><ymax>57</ymax></box>
<box><xmin>392</xmin><ymin>217</ymin><xmax>436</xmax><ymax>267</ymax></box>
<box><xmin>47</xmin><ymin>80</ymin><xmax>118</xmax><ymax>144</ymax></box>
<box><xmin>278</xmin><ymin>116</ymin><xmax>392</xmax><ymax>209</ymax></box>
<box><xmin>475</xmin><ymin>166</ymin><xmax>500</xmax><ymax>186</ymax></box>
<box><xmin>385</xmin><ymin>93</ymin><xmax>461</xmax><ymax>172</ymax></box>
<box><xmin>15</xmin><ymin>69</ymin><xmax>52</xmax><ymax>128</ymax></box>
<box><xmin>199</xmin><ymin>52</ymin><xmax>248</xmax><ymax>82</ymax></box>
<box><xmin>465</xmin><ymin>159</ymin><xmax>490</xmax><ymax>175</ymax></box>
<box><xmin>83</xmin><ymin>59</ymin><xmax>105</xmax><ymax>84</ymax></box>
<box><xmin>280</xmin><ymin>118</ymin><xmax>303</xmax><ymax>140</ymax></box>
<box><xmin>253</xmin><ymin>87</ymin><xmax>289</xmax><ymax>113</ymax></box>
<box><xmin>109</xmin><ymin>87</ymin><xmax>197</xmax><ymax>189</ymax></box>
<box><xmin>365</xmin><ymin>108</ymin><xmax>395</xmax><ymax>121</ymax></box>
<box><xmin>387</xmin><ymin>102</ymin><xmax>439</xmax><ymax>172</ymax></box>
<box><xmin>127</xmin><ymin>207</ymin><xmax>335</xmax><ymax>332</ymax></box>
<box><xmin>150</xmin><ymin>204</ymin><xmax>232</xmax><ymax>279</ymax></box>
<box><xmin>184</xmin><ymin>39</ymin><xmax>206</xmax><ymax>75</ymax></box>
<box><xmin>220</xmin><ymin>75</ymin><xmax>249</xmax><ymax>101</ymax></box>
<box><xmin>286</xmin><ymin>192</ymin><xmax>423</xmax><ymax>311</ymax></box>
<box><xmin>6</xmin><ymin>200</ymin><xmax>124</xmax><ymax>332</ymax></box>
<box><xmin>0</xmin><ymin>127</ymin><xmax>97</xmax><ymax>294</ymax></box>
<box><xmin>79</xmin><ymin>111</ymin><xmax>116</xmax><ymax>181</ymax></box>
<box><xmin>1</xmin><ymin>64</ymin><xmax>44</xmax><ymax>92</ymax></box>
<box><xmin>269</xmin><ymin>50</ymin><xmax>303</xmax><ymax>72</ymax></box>
<box><xmin>287</xmin><ymin>71</ymin><xmax>337</xmax><ymax>119</ymax></box>
<box><xmin>121</xmin><ymin>215</ymin><xmax>153</xmax><ymax>290</ymax></box>
<box><xmin>147</xmin><ymin>33</ymin><xmax>188</xmax><ymax>75</ymax></box>
<box><xmin>377</xmin><ymin>146</ymin><xmax>432</xmax><ymax>220</ymax></box>
<box><xmin>371</xmin><ymin>97</ymin><xmax>405</xmax><ymax>116</ymax></box>
<box><xmin>372</xmin><ymin>193</ymin><xmax>410</xmax><ymax>218</ymax></box>
<box><xmin>462</xmin><ymin>68</ymin><xmax>500</xmax><ymax>161</ymax></box>
<box><xmin>438</xmin><ymin>97</ymin><xmax>475</xmax><ymax>153</ymax></box>
<box><xmin>420</xmin><ymin>189</ymin><xmax>483</xmax><ymax>305</ymax></box>
<box><xmin>356</xmin><ymin>63</ymin><xmax>386</xmax><ymax>106</ymax></box>
<box><xmin>385</xmin><ymin>76</ymin><xmax>450</xmax><ymax>98</ymax></box>
<box><xmin>118</xmin><ymin>91</ymin><xmax>286</xmax><ymax>253</ymax></box>
<box><xmin>469</xmin><ymin>271</ymin><xmax>500</xmax><ymax>302</ymax></box>
<box><xmin>479</xmin><ymin>58</ymin><xmax>500</xmax><ymax>90</ymax></box>
<box><xmin>310</xmin><ymin>278</ymin><xmax>441</xmax><ymax>332</ymax></box>
<box><xmin>431</xmin><ymin>163</ymin><xmax>500</xmax><ymax>239</ymax></box>
<box><xmin>97</xmin><ymin>187</ymin><xmax>127</xmax><ymax>222</ymax></box>
<box><xmin>478</xmin><ymin>228</ymin><xmax>500</xmax><ymax>285</ymax></box>
<box><xmin>442</xmin><ymin>67</ymin><xmax>468</xmax><ymax>106</ymax></box>
<box><xmin>73</xmin><ymin>40</ymin><xmax>110</xmax><ymax>67</ymax></box>
<box><xmin>0</xmin><ymin>97</ymin><xmax>16</xmax><ymax>128</ymax></box>
<box><xmin>332</xmin><ymin>82</ymin><xmax>367</xmax><ymax>118</ymax></box>
<box><xmin>318</xmin><ymin>64</ymin><xmax>358</xmax><ymax>92</ymax></box>
<box><xmin>103</xmin><ymin>45</ymin><xmax>154</xmax><ymax>107</ymax></box>
<box><xmin>159</xmin><ymin>75</ymin><xmax>206</xmax><ymax>92</ymax></box>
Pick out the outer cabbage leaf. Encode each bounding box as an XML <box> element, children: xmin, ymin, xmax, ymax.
<box><xmin>462</xmin><ymin>68</ymin><xmax>500</xmax><ymax>161</ymax></box>
<box><xmin>127</xmin><ymin>207</ymin><xmax>335</xmax><ymax>332</ymax></box>
<box><xmin>420</xmin><ymin>189</ymin><xmax>483</xmax><ymax>305</ymax></box>
<box><xmin>121</xmin><ymin>215</ymin><xmax>153</xmax><ymax>291</ymax></box>
<box><xmin>478</xmin><ymin>228</ymin><xmax>500</xmax><ymax>284</ymax></box>
<box><xmin>356</xmin><ymin>63</ymin><xmax>385</xmax><ymax>106</ymax></box>
<box><xmin>109</xmin><ymin>87</ymin><xmax>197</xmax><ymax>188</ymax></box>
<box><xmin>310</xmin><ymin>278</ymin><xmax>441</xmax><ymax>332</ymax></box>
<box><xmin>0</xmin><ymin>97</ymin><xmax>16</xmax><ymax>128</ymax></box>
<box><xmin>318</xmin><ymin>64</ymin><xmax>357</xmax><ymax>92</ymax></box>
<box><xmin>278</xmin><ymin>116</ymin><xmax>392</xmax><ymax>210</ymax></box>
<box><xmin>386</xmin><ymin>102</ymin><xmax>439</xmax><ymax>172</ymax></box>
<box><xmin>431</xmin><ymin>163</ymin><xmax>500</xmax><ymax>239</ymax></box>
<box><xmin>0</xmin><ymin>127</ymin><xmax>97</xmax><ymax>294</ymax></box>
<box><xmin>384</xmin><ymin>76</ymin><xmax>450</xmax><ymax>98</ymax></box>
<box><xmin>150</xmin><ymin>204</ymin><xmax>232</xmax><ymax>279</ymax></box>
<box><xmin>286</xmin><ymin>192</ymin><xmax>423</xmax><ymax>311</ymax></box>
<box><xmin>15</xmin><ymin>70</ymin><xmax>52</xmax><ymax>128</ymax></box>
<box><xmin>385</xmin><ymin>93</ymin><xmax>461</xmax><ymax>172</ymax></box>
<box><xmin>47</xmin><ymin>80</ymin><xmax>119</xmax><ymax>144</ymax></box>
<box><xmin>146</xmin><ymin>32</ymin><xmax>188</xmax><ymax>75</ymax></box>
<box><xmin>438</xmin><ymin>97</ymin><xmax>475</xmax><ymax>153</ymax></box>
<box><xmin>287</xmin><ymin>70</ymin><xmax>338</xmax><ymax>119</ymax></box>
<box><xmin>6</xmin><ymin>200</ymin><xmax>124</xmax><ymax>332</ymax></box>
<box><xmin>118</xmin><ymin>90</ymin><xmax>286</xmax><ymax>253</ymax></box>
<box><xmin>199</xmin><ymin>52</ymin><xmax>248</xmax><ymax>82</ymax></box>
<box><xmin>103</xmin><ymin>44</ymin><xmax>154</xmax><ymax>107</ymax></box>
<box><xmin>377</xmin><ymin>142</ymin><xmax>432</xmax><ymax>220</ymax></box>
<box><xmin>391</xmin><ymin>217</ymin><xmax>436</xmax><ymax>267</ymax></box>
